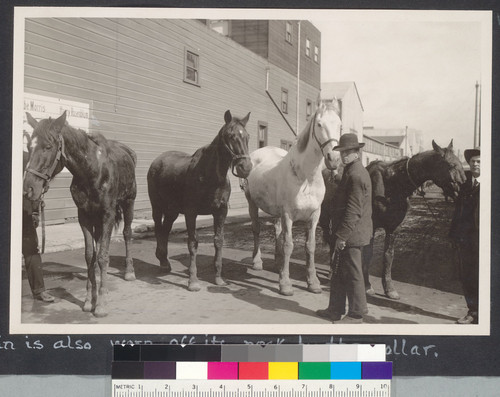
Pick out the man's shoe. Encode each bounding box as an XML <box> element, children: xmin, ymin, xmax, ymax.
<box><xmin>366</xmin><ymin>287</ymin><xmax>376</xmax><ymax>296</ymax></box>
<box><xmin>34</xmin><ymin>291</ymin><xmax>55</xmax><ymax>303</ymax></box>
<box><xmin>457</xmin><ymin>313</ymin><xmax>478</xmax><ymax>324</ymax></box>
<box><xmin>316</xmin><ymin>308</ymin><xmax>342</xmax><ymax>321</ymax></box>
<box><xmin>333</xmin><ymin>315</ymin><xmax>363</xmax><ymax>324</ymax></box>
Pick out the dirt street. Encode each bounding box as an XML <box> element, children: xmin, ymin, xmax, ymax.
<box><xmin>21</xmin><ymin>193</ymin><xmax>466</xmax><ymax>326</ymax></box>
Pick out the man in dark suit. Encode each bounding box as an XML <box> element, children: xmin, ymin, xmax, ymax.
<box><xmin>23</xmin><ymin>135</ymin><xmax>54</xmax><ymax>302</ymax></box>
<box><xmin>317</xmin><ymin>133</ymin><xmax>373</xmax><ymax>324</ymax></box>
<box><xmin>450</xmin><ymin>147</ymin><xmax>480</xmax><ymax>324</ymax></box>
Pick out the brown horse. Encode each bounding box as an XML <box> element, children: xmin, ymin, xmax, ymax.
<box><xmin>320</xmin><ymin>140</ymin><xmax>466</xmax><ymax>300</ymax></box>
<box><xmin>147</xmin><ymin>110</ymin><xmax>252</xmax><ymax>291</ymax></box>
<box><xmin>24</xmin><ymin>111</ymin><xmax>137</xmax><ymax>317</ymax></box>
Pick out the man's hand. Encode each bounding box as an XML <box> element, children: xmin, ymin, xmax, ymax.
<box><xmin>334</xmin><ymin>238</ymin><xmax>346</xmax><ymax>251</ymax></box>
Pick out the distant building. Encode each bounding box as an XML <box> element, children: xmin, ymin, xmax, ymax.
<box><xmin>321</xmin><ymin>81</ymin><xmax>364</xmax><ymax>139</ymax></box>
<box><xmin>362</xmin><ymin>135</ymin><xmax>402</xmax><ymax>167</ymax></box>
<box><xmin>363</xmin><ymin>126</ymin><xmax>424</xmax><ymax>157</ymax></box>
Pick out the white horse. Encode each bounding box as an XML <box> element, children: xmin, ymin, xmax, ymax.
<box><xmin>244</xmin><ymin>100</ymin><xmax>342</xmax><ymax>296</ymax></box>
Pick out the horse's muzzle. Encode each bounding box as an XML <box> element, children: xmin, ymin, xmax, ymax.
<box><xmin>324</xmin><ymin>153</ymin><xmax>339</xmax><ymax>171</ymax></box>
<box><xmin>232</xmin><ymin>157</ymin><xmax>252</xmax><ymax>178</ymax></box>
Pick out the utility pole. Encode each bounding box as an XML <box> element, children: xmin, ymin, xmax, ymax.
<box><xmin>474</xmin><ymin>81</ymin><xmax>481</xmax><ymax>148</ymax></box>
<box><xmin>405</xmin><ymin>125</ymin><xmax>408</xmax><ymax>156</ymax></box>
<box><xmin>296</xmin><ymin>21</ymin><xmax>301</xmax><ymax>135</ymax></box>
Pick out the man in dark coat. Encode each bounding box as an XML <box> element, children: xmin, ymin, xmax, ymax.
<box><xmin>317</xmin><ymin>133</ymin><xmax>373</xmax><ymax>324</ymax></box>
<box><xmin>23</xmin><ymin>135</ymin><xmax>54</xmax><ymax>302</ymax></box>
<box><xmin>449</xmin><ymin>147</ymin><xmax>480</xmax><ymax>324</ymax></box>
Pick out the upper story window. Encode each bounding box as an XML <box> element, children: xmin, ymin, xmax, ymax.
<box><xmin>314</xmin><ymin>45</ymin><xmax>319</xmax><ymax>63</ymax></box>
<box><xmin>208</xmin><ymin>20</ymin><xmax>230</xmax><ymax>36</ymax></box>
<box><xmin>285</xmin><ymin>22</ymin><xmax>293</xmax><ymax>44</ymax></box>
<box><xmin>184</xmin><ymin>49</ymin><xmax>200</xmax><ymax>86</ymax></box>
<box><xmin>306</xmin><ymin>99</ymin><xmax>312</xmax><ymax>120</ymax></box>
<box><xmin>281</xmin><ymin>88</ymin><xmax>289</xmax><ymax>114</ymax></box>
<box><xmin>305</xmin><ymin>39</ymin><xmax>311</xmax><ymax>57</ymax></box>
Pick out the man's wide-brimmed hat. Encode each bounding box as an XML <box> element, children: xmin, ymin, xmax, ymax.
<box><xmin>464</xmin><ymin>147</ymin><xmax>480</xmax><ymax>163</ymax></box>
<box><xmin>333</xmin><ymin>133</ymin><xmax>365</xmax><ymax>151</ymax></box>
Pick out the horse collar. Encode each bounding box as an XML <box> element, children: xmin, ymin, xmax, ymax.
<box><xmin>26</xmin><ymin>134</ymin><xmax>67</xmax><ymax>182</ymax></box>
<box><xmin>405</xmin><ymin>157</ymin><xmax>420</xmax><ymax>190</ymax></box>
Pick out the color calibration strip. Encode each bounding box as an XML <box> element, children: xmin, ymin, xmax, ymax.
<box><xmin>112</xmin><ymin>344</ymin><xmax>391</xmax><ymax>380</ymax></box>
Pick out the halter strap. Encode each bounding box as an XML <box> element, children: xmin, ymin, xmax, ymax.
<box><xmin>310</xmin><ymin>113</ymin><xmax>339</xmax><ymax>153</ymax></box>
<box><xmin>26</xmin><ymin>134</ymin><xmax>66</xmax><ymax>182</ymax></box>
<box><xmin>220</xmin><ymin>136</ymin><xmax>250</xmax><ymax>178</ymax></box>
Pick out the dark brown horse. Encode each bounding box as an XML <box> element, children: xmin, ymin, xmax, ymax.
<box><xmin>320</xmin><ymin>140</ymin><xmax>466</xmax><ymax>300</ymax></box>
<box><xmin>147</xmin><ymin>110</ymin><xmax>252</xmax><ymax>291</ymax></box>
<box><xmin>24</xmin><ymin>111</ymin><xmax>137</xmax><ymax>317</ymax></box>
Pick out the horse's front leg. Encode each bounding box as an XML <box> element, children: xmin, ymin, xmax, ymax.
<box><xmin>213</xmin><ymin>206</ymin><xmax>228</xmax><ymax>286</ymax></box>
<box><xmin>382</xmin><ymin>231</ymin><xmax>400</xmax><ymax>300</ymax></box>
<box><xmin>94</xmin><ymin>214</ymin><xmax>114</xmax><ymax>317</ymax></box>
<box><xmin>78</xmin><ymin>210</ymin><xmax>96</xmax><ymax>313</ymax></box>
<box><xmin>248</xmin><ymin>200</ymin><xmax>263</xmax><ymax>270</ymax></box>
<box><xmin>279</xmin><ymin>213</ymin><xmax>294</xmax><ymax>296</ymax></box>
<box><xmin>121</xmin><ymin>200</ymin><xmax>135</xmax><ymax>281</ymax></box>
<box><xmin>274</xmin><ymin>218</ymin><xmax>283</xmax><ymax>271</ymax></box>
<box><xmin>305</xmin><ymin>210</ymin><xmax>322</xmax><ymax>293</ymax></box>
<box><xmin>185</xmin><ymin>212</ymin><xmax>201</xmax><ymax>291</ymax></box>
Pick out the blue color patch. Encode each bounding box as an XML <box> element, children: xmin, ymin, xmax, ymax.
<box><xmin>330</xmin><ymin>362</ymin><xmax>361</xmax><ymax>379</ymax></box>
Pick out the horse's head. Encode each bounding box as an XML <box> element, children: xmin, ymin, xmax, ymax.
<box><xmin>311</xmin><ymin>99</ymin><xmax>342</xmax><ymax>170</ymax></box>
<box><xmin>220</xmin><ymin>110</ymin><xmax>253</xmax><ymax>178</ymax></box>
<box><xmin>430</xmin><ymin>139</ymin><xmax>466</xmax><ymax>199</ymax></box>
<box><xmin>23</xmin><ymin>111</ymin><xmax>67</xmax><ymax>200</ymax></box>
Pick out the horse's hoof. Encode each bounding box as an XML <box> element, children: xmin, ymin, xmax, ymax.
<box><xmin>279</xmin><ymin>286</ymin><xmax>294</xmax><ymax>296</ymax></box>
<box><xmin>308</xmin><ymin>284</ymin><xmax>322</xmax><ymax>294</ymax></box>
<box><xmin>188</xmin><ymin>282</ymin><xmax>201</xmax><ymax>292</ymax></box>
<box><xmin>385</xmin><ymin>290</ymin><xmax>400</xmax><ymax>300</ymax></box>
<box><xmin>252</xmin><ymin>262</ymin><xmax>263</xmax><ymax>271</ymax></box>
<box><xmin>215</xmin><ymin>277</ymin><xmax>227</xmax><ymax>286</ymax></box>
<box><xmin>366</xmin><ymin>287</ymin><xmax>376</xmax><ymax>296</ymax></box>
<box><xmin>94</xmin><ymin>306</ymin><xmax>108</xmax><ymax>318</ymax></box>
<box><xmin>160</xmin><ymin>259</ymin><xmax>172</xmax><ymax>273</ymax></box>
<box><xmin>124</xmin><ymin>272</ymin><xmax>136</xmax><ymax>281</ymax></box>
<box><xmin>83</xmin><ymin>301</ymin><xmax>92</xmax><ymax>312</ymax></box>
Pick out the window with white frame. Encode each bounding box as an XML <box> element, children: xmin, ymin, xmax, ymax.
<box><xmin>314</xmin><ymin>45</ymin><xmax>319</xmax><ymax>63</ymax></box>
<box><xmin>306</xmin><ymin>38</ymin><xmax>311</xmax><ymax>57</ymax></box>
<box><xmin>184</xmin><ymin>49</ymin><xmax>200</xmax><ymax>85</ymax></box>
<box><xmin>306</xmin><ymin>99</ymin><xmax>312</xmax><ymax>120</ymax></box>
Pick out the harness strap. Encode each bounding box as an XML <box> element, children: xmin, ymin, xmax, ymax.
<box><xmin>40</xmin><ymin>199</ymin><xmax>46</xmax><ymax>254</ymax></box>
<box><xmin>26</xmin><ymin>135</ymin><xmax>66</xmax><ymax>182</ymax></box>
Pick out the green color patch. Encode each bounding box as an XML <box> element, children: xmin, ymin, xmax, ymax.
<box><xmin>298</xmin><ymin>362</ymin><xmax>331</xmax><ymax>379</ymax></box>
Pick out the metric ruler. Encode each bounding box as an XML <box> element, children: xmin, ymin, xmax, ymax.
<box><xmin>112</xmin><ymin>379</ymin><xmax>391</xmax><ymax>397</ymax></box>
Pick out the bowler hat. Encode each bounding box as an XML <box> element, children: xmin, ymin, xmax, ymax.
<box><xmin>464</xmin><ymin>147</ymin><xmax>480</xmax><ymax>163</ymax></box>
<box><xmin>333</xmin><ymin>133</ymin><xmax>365</xmax><ymax>151</ymax></box>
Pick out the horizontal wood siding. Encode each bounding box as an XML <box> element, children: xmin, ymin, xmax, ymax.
<box><xmin>229</xmin><ymin>20</ymin><xmax>269</xmax><ymax>59</ymax></box>
<box><xmin>24</xmin><ymin>18</ymin><xmax>319</xmax><ymax>223</ymax></box>
<box><xmin>299</xmin><ymin>22</ymin><xmax>321</xmax><ymax>89</ymax></box>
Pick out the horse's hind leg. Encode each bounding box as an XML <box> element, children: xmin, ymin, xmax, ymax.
<box><xmin>305</xmin><ymin>210</ymin><xmax>322</xmax><ymax>294</ymax></box>
<box><xmin>79</xmin><ymin>210</ymin><xmax>97</xmax><ymax>313</ymax></box>
<box><xmin>122</xmin><ymin>200</ymin><xmax>135</xmax><ymax>281</ymax></box>
<box><xmin>185</xmin><ymin>211</ymin><xmax>201</xmax><ymax>292</ymax></box>
<box><xmin>382</xmin><ymin>232</ymin><xmax>400</xmax><ymax>300</ymax></box>
<box><xmin>152</xmin><ymin>205</ymin><xmax>177</xmax><ymax>272</ymax></box>
<box><xmin>274</xmin><ymin>218</ymin><xmax>283</xmax><ymax>271</ymax></box>
<box><xmin>248</xmin><ymin>200</ymin><xmax>263</xmax><ymax>270</ymax></box>
<box><xmin>213</xmin><ymin>206</ymin><xmax>228</xmax><ymax>286</ymax></box>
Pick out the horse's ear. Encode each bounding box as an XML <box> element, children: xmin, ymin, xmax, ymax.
<box><xmin>52</xmin><ymin>111</ymin><xmax>67</xmax><ymax>132</ymax></box>
<box><xmin>26</xmin><ymin>112</ymin><xmax>38</xmax><ymax>129</ymax></box>
<box><xmin>224</xmin><ymin>110</ymin><xmax>232</xmax><ymax>124</ymax></box>
<box><xmin>432</xmin><ymin>140</ymin><xmax>444</xmax><ymax>155</ymax></box>
<box><xmin>447</xmin><ymin>139</ymin><xmax>454</xmax><ymax>150</ymax></box>
<box><xmin>241</xmin><ymin>112</ymin><xmax>250</xmax><ymax>127</ymax></box>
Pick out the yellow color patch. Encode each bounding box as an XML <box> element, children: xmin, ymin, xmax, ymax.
<box><xmin>268</xmin><ymin>362</ymin><xmax>298</xmax><ymax>380</ymax></box>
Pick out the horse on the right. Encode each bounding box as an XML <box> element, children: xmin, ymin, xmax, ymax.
<box><xmin>320</xmin><ymin>139</ymin><xmax>466</xmax><ymax>300</ymax></box>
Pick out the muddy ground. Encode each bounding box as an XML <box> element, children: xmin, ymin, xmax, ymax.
<box><xmin>21</xmin><ymin>192</ymin><xmax>466</xmax><ymax>326</ymax></box>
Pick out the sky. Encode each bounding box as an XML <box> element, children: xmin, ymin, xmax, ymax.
<box><xmin>311</xmin><ymin>16</ymin><xmax>486</xmax><ymax>157</ymax></box>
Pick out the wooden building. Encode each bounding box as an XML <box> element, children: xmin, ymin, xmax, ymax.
<box><xmin>23</xmin><ymin>18</ymin><xmax>321</xmax><ymax>224</ymax></box>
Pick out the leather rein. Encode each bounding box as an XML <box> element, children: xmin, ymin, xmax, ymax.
<box><xmin>310</xmin><ymin>111</ymin><xmax>339</xmax><ymax>168</ymax></box>
<box><xmin>221</xmin><ymin>131</ymin><xmax>250</xmax><ymax>178</ymax></box>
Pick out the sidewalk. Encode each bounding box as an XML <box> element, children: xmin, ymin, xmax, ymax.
<box><xmin>42</xmin><ymin>207</ymin><xmax>260</xmax><ymax>254</ymax></box>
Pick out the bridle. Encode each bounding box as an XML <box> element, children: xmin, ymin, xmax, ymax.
<box><xmin>25</xmin><ymin>134</ymin><xmax>67</xmax><ymax>183</ymax></box>
<box><xmin>221</xmin><ymin>130</ymin><xmax>250</xmax><ymax>178</ymax></box>
<box><xmin>310</xmin><ymin>108</ymin><xmax>339</xmax><ymax>168</ymax></box>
